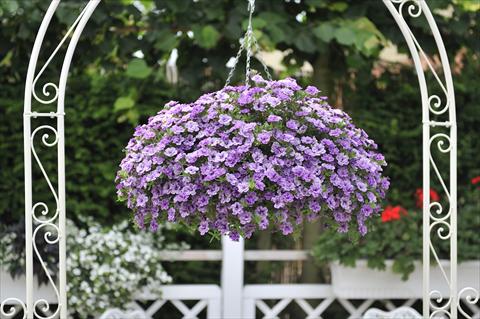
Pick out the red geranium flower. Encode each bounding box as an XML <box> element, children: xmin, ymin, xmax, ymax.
<box><xmin>471</xmin><ymin>176</ymin><xmax>480</xmax><ymax>185</ymax></box>
<box><xmin>415</xmin><ymin>188</ymin><xmax>440</xmax><ymax>208</ymax></box>
<box><xmin>381</xmin><ymin>205</ymin><xmax>408</xmax><ymax>223</ymax></box>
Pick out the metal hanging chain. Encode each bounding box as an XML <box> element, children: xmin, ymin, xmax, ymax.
<box><xmin>244</xmin><ymin>0</ymin><xmax>255</xmax><ymax>85</ymax></box>
<box><xmin>224</xmin><ymin>0</ymin><xmax>272</xmax><ymax>87</ymax></box>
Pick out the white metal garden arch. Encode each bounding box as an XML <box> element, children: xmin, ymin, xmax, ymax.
<box><xmin>1</xmin><ymin>0</ymin><xmax>478</xmax><ymax>318</ymax></box>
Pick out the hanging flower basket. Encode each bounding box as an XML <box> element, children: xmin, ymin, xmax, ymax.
<box><xmin>116</xmin><ymin>75</ymin><xmax>389</xmax><ymax>240</ymax></box>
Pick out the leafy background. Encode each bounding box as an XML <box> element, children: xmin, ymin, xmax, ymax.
<box><xmin>0</xmin><ymin>0</ymin><xmax>478</xmax><ymax>304</ymax></box>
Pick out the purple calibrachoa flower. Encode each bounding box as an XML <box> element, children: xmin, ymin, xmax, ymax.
<box><xmin>116</xmin><ymin>76</ymin><xmax>389</xmax><ymax>240</ymax></box>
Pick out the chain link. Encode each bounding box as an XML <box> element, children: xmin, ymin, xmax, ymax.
<box><xmin>224</xmin><ymin>0</ymin><xmax>272</xmax><ymax>87</ymax></box>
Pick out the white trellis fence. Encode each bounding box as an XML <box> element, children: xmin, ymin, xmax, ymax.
<box><xmin>0</xmin><ymin>0</ymin><xmax>479</xmax><ymax>318</ymax></box>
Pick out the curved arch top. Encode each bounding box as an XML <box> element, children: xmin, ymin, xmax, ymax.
<box><xmin>6</xmin><ymin>1</ymin><xmax>471</xmax><ymax>318</ymax></box>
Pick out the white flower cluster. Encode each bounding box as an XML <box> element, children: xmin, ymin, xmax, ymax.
<box><xmin>66</xmin><ymin>219</ymin><xmax>187</xmax><ymax>318</ymax></box>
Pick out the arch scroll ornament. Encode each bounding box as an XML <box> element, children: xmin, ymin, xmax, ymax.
<box><xmin>0</xmin><ymin>0</ymin><xmax>475</xmax><ymax>318</ymax></box>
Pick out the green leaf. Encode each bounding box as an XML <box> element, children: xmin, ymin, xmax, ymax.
<box><xmin>334</xmin><ymin>26</ymin><xmax>356</xmax><ymax>45</ymax></box>
<box><xmin>346</xmin><ymin>54</ymin><xmax>364</xmax><ymax>68</ymax></box>
<box><xmin>266</xmin><ymin>24</ymin><xmax>286</xmax><ymax>43</ymax></box>
<box><xmin>242</xmin><ymin>17</ymin><xmax>267</xmax><ymax>30</ymax></box>
<box><xmin>117</xmin><ymin>109</ymin><xmax>140</xmax><ymax>125</ymax></box>
<box><xmin>363</xmin><ymin>36</ymin><xmax>380</xmax><ymax>51</ymax></box>
<box><xmin>453</xmin><ymin>0</ymin><xmax>480</xmax><ymax>12</ymax></box>
<box><xmin>140</xmin><ymin>0</ymin><xmax>155</xmax><ymax>12</ymax></box>
<box><xmin>0</xmin><ymin>50</ymin><xmax>13</xmax><ymax>67</ymax></box>
<box><xmin>313</xmin><ymin>23</ymin><xmax>336</xmax><ymax>42</ymax></box>
<box><xmin>126</xmin><ymin>59</ymin><xmax>152</xmax><ymax>79</ymax></box>
<box><xmin>114</xmin><ymin>96</ymin><xmax>135</xmax><ymax>111</ymax></box>
<box><xmin>2</xmin><ymin>1</ymin><xmax>18</xmax><ymax>14</ymax></box>
<box><xmin>353</xmin><ymin>17</ymin><xmax>383</xmax><ymax>37</ymax></box>
<box><xmin>293</xmin><ymin>32</ymin><xmax>316</xmax><ymax>53</ymax></box>
<box><xmin>329</xmin><ymin>2</ymin><xmax>348</xmax><ymax>12</ymax></box>
<box><xmin>195</xmin><ymin>25</ymin><xmax>221</xmax><ymax>49</ymax></box>
<box><xmin>154</xmin><ymin>29</ymin><xmax>178</xmax><ymax>52</ymax></box>
<box><xmin>258</xmin><ymin>12</ymin><xmax>286</xmax><ymax>24</ymax></box>
<box><xmin>306</xmin><ymin>0</ymin><xmax>326</xmax><ymax>7</ymax></box>
<box><xmin>165</xmin><ymin>0</ymin><xmax>190</xmax><ymax>13</ymax></box>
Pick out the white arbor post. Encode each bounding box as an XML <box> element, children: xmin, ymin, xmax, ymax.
<box><xmin>221</xmin><ymin>236</ymin><xmax>245</xmax><ymax>318</ymax></box>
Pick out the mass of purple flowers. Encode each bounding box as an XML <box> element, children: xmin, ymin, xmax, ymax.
<box><xmin>116</xmin><ymin>75</ymin><xmax>389</xmax><ymax>240</ymax></box>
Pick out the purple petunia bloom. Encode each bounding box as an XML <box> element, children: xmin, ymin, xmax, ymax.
<box><xmin>171</xmin><ymin>125</ymin><xmax>185</xmax><ymax>134</ymax></box>
<box><xmin>117</xmin><ymin>75</ymin><xmax>389</xmax><ymax>240</ymax></box>
<box><xmin>305</xmin><ymin>86</ymin><xmax>320</xmax><ymax>95</ymax></box>
<box><xmin>229</xmin><ymin>231</ymin><xmax>240</xmax><ymax>241</ymax></box>
<box><xmin>237</xmin><ymin>181</ymin><xmax>250</xmax><ymax>193</ymax></box>
<box><xmin>238</xmin><ymin>92</ymin><xmax>254</xmax><ymax>105</ymax></box>
<box><xmin>257</xmin><ymin>131</ymin><xmax>272</xmax><ymax>144</ymax></box>
<box><xmin>356</xmin><ymin>181</ymin><xmax>368</xmax><ymax>192</ymax></box>
<box><xmin>280</xmin><ymin>222</ymin><xmax>293</xmax><ymax>235</ymax></box>
<box><xmin>219</xmin><ymin>114</ymin><xmax>232</xmax><ymax>125</ymax></box>
<box><xmin>185</xmin><ymin>166</ymin><xmax>199</xmax><ymax>174</ymax></box>
<box><xmin>199</xmin><ymin>220</ymin><xmax>209</xmax><ymax>235</ymax></box>
<box><xmin>226</xmin><ymin>173</ymin><xmax>238</xmax><ymax>185</ymax></box>
<box><xmin>239</xmin><ymin>212</ymin><xmax>252</xmax><ymax>224</ymax></box>
<box><xmin>267</xmin><ymin>114</ymin><xmax>282</xmax><ymax>123</ymax></box>
<box><xmin>164</xmin><ymin>147</ymin><xmax>178</xmax><ymax>157</ymax></box>
<box><xmin>186</xmin><ymin>121</ymin><xmax>199</xmax><ymax>132</ymax></box>
<box><xmin>136</xmin><ymin>193</ymin><xmax>148</xmax><ymax>207</ymax></box>
<box><xmin>286</xmin><ymin>120</ymin><xmax>299</xmax><ymax>131</ymax></box>
<box><xmin>167</xmin><ymin>208</ymin><xmax>176</xmax><ymax>222</ymax></box>
<box><xmin>245</xmin><ymin>192</ymin><xmax>258</xmax><ymax>205</ymax></box>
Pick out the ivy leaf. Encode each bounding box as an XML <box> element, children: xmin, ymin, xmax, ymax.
<box><xmin>194</xmin><ymin>25</ymin><xmax>221</xmax><ymax>49</ymax></box>
<box><xmin>114</xmin><ymin>96</ymin><xmax>135</xmax><ymax>111</ymax></box>
<box><xmin>126</xmin><ymin>59</ymin><xmax>152</xmax><ymax>79</ymax></box>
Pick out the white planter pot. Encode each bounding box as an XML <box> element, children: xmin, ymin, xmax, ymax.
<box><xmin>330</xmin><ymin>260</ymin><xmax>480</xmax><ymax>299</ymax></box>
